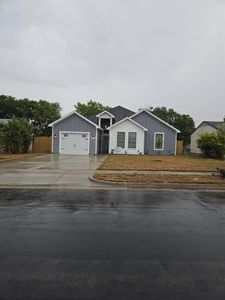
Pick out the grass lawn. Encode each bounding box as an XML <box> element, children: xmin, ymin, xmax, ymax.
<box><xmin>94</xmin><ymin>173</ymin><xmax>225</xmax><ymax>185</ymax></box>
<box><xmin>0</xmin><ymin>153</ymin><xmax>45</xmax><ymax>164</ymax></box>
<box><xmin>98</xmin><ymin>155</ymin><xmax>225</xmax><ymax>172</ymax></box>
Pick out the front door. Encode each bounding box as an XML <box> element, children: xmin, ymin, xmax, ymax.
<box><xmin>101</xmin><ymin>134</ymin><xmax>109</xmax><ymax>154</ymax></box>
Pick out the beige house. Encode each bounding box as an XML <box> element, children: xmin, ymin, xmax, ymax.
<box><xmin>190</xmin><ymin>121</ymin><xmax>224</xmax><ymax>153</ymax></box>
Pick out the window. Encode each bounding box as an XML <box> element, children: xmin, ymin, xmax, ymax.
<box><xmin>128</xmin><ymin>132</ymin><xmax>137</xmax><ymax>148</ymax></box>
<box><xmin>117</xmin><ymin>132</ymin><xmax>125</xmax><ymax>148</ymax></box>
<box><xmin>154</xmin><ymin>133</ymin><xmax>164</xmax><ymax>150</ymax></box>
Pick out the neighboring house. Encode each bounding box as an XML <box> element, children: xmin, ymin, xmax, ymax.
<box><xmin>49</xmin><ymin>106</ymin><xmax>180</xmax><ymax>155</ymax></box>
<box><xmin>190</xmin><ymin>121</ymin><xmax>224</xmax><ymax>154</ymax></box>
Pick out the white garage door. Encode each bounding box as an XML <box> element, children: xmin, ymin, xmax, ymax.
<box><xmin>60</xmin><ymin>131</ymin><xmax>90</xmax><ymax>155</ymax></box>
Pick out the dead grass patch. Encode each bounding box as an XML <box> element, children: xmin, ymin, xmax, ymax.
<box><xmin>94</xmin><ymin>173</ymin><xmax>225</xmax><ymax>185</ymax></box>
<box><xmin>0</xmin><ymin>153</ymin><xmax>45</xmax><ymax>164</ymax></box>
<box><xmin>98</xmin><ymin>155</ymin><xmax>225</xmax><ymax>172</ymax></box>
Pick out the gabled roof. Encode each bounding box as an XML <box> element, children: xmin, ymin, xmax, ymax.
<box><xmin>131</xmin><ymin>109</ymin><xmax>180</xmax><ymax>133</ymax></box>
<box><xmin>202</xmin><ymin>121</ymin><xmax>224</xmax><ymax>130</ymax></box>
<box><xmin>192</xmin><ymin>121</ymin><xmax>224</xmax><ymax>134</ymax></box>
<box><xmin>108</xmin><ymin>106</ymin><xmax>135</xmax><ymax>122</ymax></box>
<box><xmin>87</xmin><ymin>105</ymin><xmax>135</xmax><ymax>125</ymax></box>
<box><xmin>48</xmin><ymin>111</ymin><xmax>101</xmax><ymax>129</ymax></box>
<box><xmin>107</xmin><ymin>117</ymin><xmax>148</xmax><ymax>131</ymax></box>
<box><xmin>96</xmin><ymin>110</ymin><xmax>115</xmax><ymax>118</ymax></box>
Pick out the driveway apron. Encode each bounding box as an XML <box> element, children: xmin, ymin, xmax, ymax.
<box><xmin>0</xmin><ymin>154</ymin><xmax>106</xmax><ymax>188</ymax></box>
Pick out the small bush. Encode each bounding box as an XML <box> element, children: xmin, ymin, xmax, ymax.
<box><xmin>0</xmin><ymin>124</ymin><xmax>5</xmax><ymax>153</ymax></box>
<box><xmin>197</xmin><ymin>129</ymin><xmax>225</xmax><ymax>160</ymax></box>
<box><xmin>3</xmin><ymin>118</ymin><xmax>32</xmax><ymax>154</ymax></box>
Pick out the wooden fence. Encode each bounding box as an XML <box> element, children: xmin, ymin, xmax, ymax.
<box><xmin>33</xmin><ymin>136</ymin><xmax>52</xmax><ymax>153</ymax></box>
<box><xmin>176</xmin><ymin>140</ymin><xmax>183</xmax><ymax>155</ymax></box>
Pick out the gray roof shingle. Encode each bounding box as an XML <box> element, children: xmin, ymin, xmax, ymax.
<box><xmin>204</xmin><ymin>121</ymin><xmax>224</xmax><ymax>130</ymax></box>
<box><xmin>87</xmin><ymin>105</ymin><xmax>135</xmax><ymax>124</ymax></box>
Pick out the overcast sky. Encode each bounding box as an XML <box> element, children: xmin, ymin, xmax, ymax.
<box><xmin>0</xmin><ymin>0</ymin><xmax>224</xmax><ymax>125</ymax></box>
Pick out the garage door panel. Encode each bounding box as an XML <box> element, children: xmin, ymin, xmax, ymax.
<box><xmin>60</xmin><ymin>132</ymin><xmax>90</xmax><ymax>155</ymax></box>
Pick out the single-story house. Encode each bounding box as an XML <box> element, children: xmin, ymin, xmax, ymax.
<box><xmin>49</xmin><ymin>105</ymin><xmax>180</xmax><ymax>155</ymax></box>
<box><xmin>190</xmin><ymin>121</ymin><xmax>224</xmax><ymax>154</ymax></box>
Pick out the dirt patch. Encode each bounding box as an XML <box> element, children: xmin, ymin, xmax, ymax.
<box><xmin>0</xmin><ymin>153</ymin><xmax>46</xmax><ymax>164</ymax></box>
<box><xmin>98</xmin><ymin>155</ymin><xmax>225</xmax><ymax>172</ymax></box>
<box><xmin>94</xmin><ymin>173</ymin><xmax>225</xmax><ymax>185</ymax></box>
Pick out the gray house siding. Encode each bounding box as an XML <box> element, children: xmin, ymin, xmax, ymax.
<box><xmin>132</xmin><ymin>111</ymin><xmax>177</xmax><ymax>155</ymax></box>
<box><xmin>52</xmin><ymin>114</ymin><xmax>97</xmax><ymax>155</ymax></box>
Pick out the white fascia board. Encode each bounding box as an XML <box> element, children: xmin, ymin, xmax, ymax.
<box><xmin>49</xmin><ymin>111</ymin><xmax>102</xmax><ymax>129</ymax></box>
<box><xmin>48</xmin><ymin>111</ymin><xmax>74</xmax><ymax>127</ymax></box>
<box><xmin>96</xmin><ymin>110</ymin><xmax>115</xmax><ymax>118</ymax></box>
<box><xmin>107</xmin><ymin>117</ymin><xmax>148</xmax><ymax>131</ymax></box>
<box><xmin>131</xmin><ymin>109</ymin><xmax>180</xmax><ymax>133</ymax></box>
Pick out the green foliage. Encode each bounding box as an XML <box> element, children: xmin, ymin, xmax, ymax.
<box><xmin>0</xmin><ymin>124</ymin><xmax>5</xmax><ymax>153</ymax></box>
<box><xmin>0</xmin><ymin>95</ymin><xmax>61</xmax><ymax>136</ymax></box>
<box><xmin>31</xmin><ymin>100</ymin><xmax>61</xmax><ymax>136</ymax></box>
<box><xmin>197</xmin><ymin>128</ymin><xmax>225</xmax><ymax>159</ymax></box>
<box><xmin>3</xmin><ymin>118</ymin><xmax>33</xmax><ymax>154</ymax></box>
<box><xmin>74</xmin><ymin>100</ymin><xmax>110</xmax><ymax>117</ymax></box>
<box><xmin>144</xmin><ymin>106</ymin><xmax>195</xmax><ymax>146</ymax></box>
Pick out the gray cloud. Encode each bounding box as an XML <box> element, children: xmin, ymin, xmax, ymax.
<box><xmin>0</xmin><ymin>0</ymin><xmax>224</xmax><ymax>125</ymax></box>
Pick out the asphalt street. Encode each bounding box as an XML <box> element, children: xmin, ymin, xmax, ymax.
<box><xmin>0</xmin><ymin>188</ymin><xmax>225</xmax><ymax>299</ymax></box>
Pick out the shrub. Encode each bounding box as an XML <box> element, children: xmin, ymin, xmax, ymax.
<box><xmin>0</xmin><ymin>124</ymin><xmax>5</xmax><ymax>153</ymax></box>
<box><xmin>3</xmin><ymin>118</ymin><xmax>32</xmax><ymax>154</ymax></box>
<box><xmin>197</xmin><ymin>129</ymin><xmax>225</xmax><ymax>160</ymax></box>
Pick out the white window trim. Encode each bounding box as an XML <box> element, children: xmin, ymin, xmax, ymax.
<box><xmin>154</xmin><ymin>132</ymin><xmax>165</xmax><ymax>151</ymax></box>
<box><xmin>59</xmin><ymin>131</ymin><xmax>90</xmax><ymax>154</ymax></box>
<box><xmin>98</xmin><ymin>116</ymin><xmax>113</xmax><ymax>127</ymax></box>
<box><xmin>95</xmin><ymin>128</ymin><xmax>98</xmax><ymax>155</ymax></box>
<box><xmin>175</xmin><ymin>132</ymin><xmax>177</xmax><ymax>156</ymax></box>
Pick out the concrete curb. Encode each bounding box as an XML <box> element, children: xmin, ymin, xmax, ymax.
<box><xmin>89</xmin><ymin>175</ymin><xmax>125</xmax><ymax>185</ymax></box>
<box><xmin>89</xmin><ymin>175</ymin><xmax>225</xmax><ymax>191</ymax></box>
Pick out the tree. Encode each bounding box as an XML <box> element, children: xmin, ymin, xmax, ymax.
<box><xmin>74</xmin><ymin>100</ymin><xmax>110</xmax><ymax>117</ymax></box>
<box><xmin>3</xmin><ymin>118</ymin><xmax>33</xmax><ymax>154</ymax></box>
<box><xmin>197</xmin><ymin>127</ymin><xmax>225</xmax><ymax>160</ymax></box>
<box><xmin>0</xmin><ymin>124</ymin><xmax>5</xmax><ymax>153</ymax></box>
<box><xmin>31</xmin><ymin>101</ymin><xmax>61</xmax><ymax>136</ymax></box>
<box><xmin>0</xmin><ymin>95</ymin><xmax>61</xmax><ymax>136</ymax></box>
<box><xmin>144</xmin><ymin>106</ymin><xmax>195</xmax><ymax>146</ymax></box>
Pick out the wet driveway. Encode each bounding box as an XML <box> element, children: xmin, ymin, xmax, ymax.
<box><xmin>0</xmin><ymin>154</ymin><xmax>106</xmax><ymax>188</ymax></box>
<box><xmin>0</xmin><ymin>189</ymin><xmax>225</xmax><ymax>299</ymax></box>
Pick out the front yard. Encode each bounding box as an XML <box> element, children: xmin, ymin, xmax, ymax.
<box><xmin>94</xmin><ymin>155</ymin><xmax>225</xmax><ymax>185</ymax></box>
<box><xmin>98</xmin><ymin>154</ymin><xmax>225</xmax><ymax>172</ymax></box>
<box><xmin>0</xmin><ymin>153</ymin><xmax>45</xmax><ymax>164</ymax></box>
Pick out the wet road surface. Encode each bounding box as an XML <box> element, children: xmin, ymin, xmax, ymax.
<box><xmin>0</xmin><ymin>189</ymin><xmax>225</xmax><ymax>299</ymax></box>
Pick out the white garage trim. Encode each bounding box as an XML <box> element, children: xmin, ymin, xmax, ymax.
<box><xmin>51</xmin><ymin>125</ymin><xmax>54</xmax><ymax>153</ymax></box>
<box><xmin>59</xmin><ymin>131</ymin><xmax>90</xmax><ymax>155</ymax></box>
<box><xmin>95</xmin><ymin>128</ymin><xmax>98</xmax><ymax>155</ymax></box>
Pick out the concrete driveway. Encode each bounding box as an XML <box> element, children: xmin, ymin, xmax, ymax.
<box><xmin>0</xmin><ymin>154</ymin><xmax>106</xmax><ymax>188</ymax></box>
